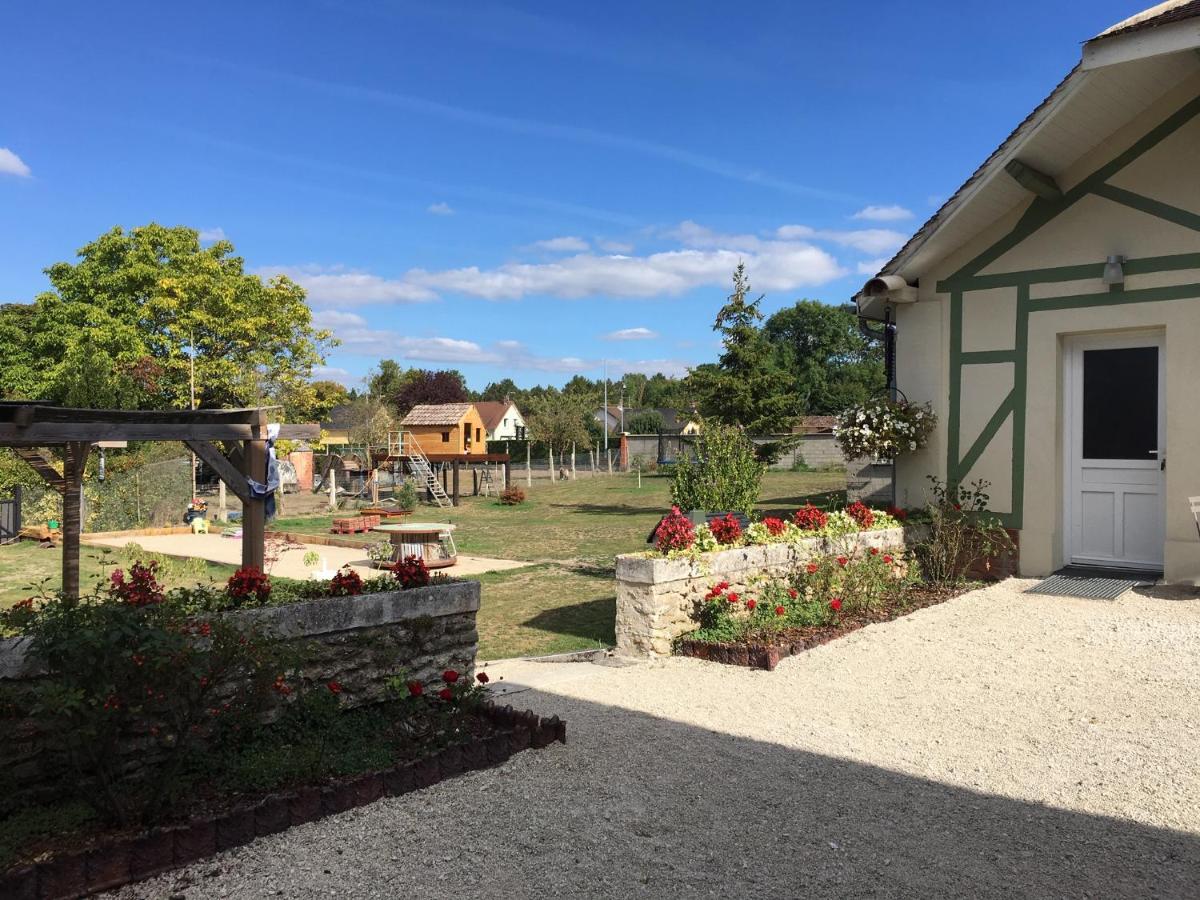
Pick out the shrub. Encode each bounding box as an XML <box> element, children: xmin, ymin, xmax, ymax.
<box><xmin>327</xmin><ymin>566</ymin><xmax>363</xmax><ymax>596</ymax></box>
<box><xmin>845</xmin><ymin>500</ymin><xmax>875</xmax><ymax>528</ymax></box>
<box><xmin>792</xmin><ymin>503</ymin><xmax>828</xmax><ymax>531</ymax></box>
<box><xmin>0</xmin><ymin>591</ymin><xmax>285</xmax><ymax>826</ymax></box>
<box><xmin>392</xmin><ymin>554</ymin><xmax>431</xmax><ymax>589</ymax></box>
<box><xmin>709</xmin><ymin>513</ymin><xmax>742</xmax><ymax>545</ymax></box>
<box><xmin>107</xmin><ymin>561</ymin><xmax>165</xmax><ymax>607</ymax></box>
<box><xmin>499</xmin><ymin>485</ymin><xmax>526</xmax><ymax>505</ymax></box>
<box><xmin>366</xmin><ymin>540</ymin><xmax>395</xmax><ymax>566</ymax></box>
<box><xmin>913</xmin><ymin>477</ymin><xmax>1015</xmax><ymax>585</ymax></box>
<box><xmin>655</xmin><ymin>506</ymin><xmax>695</xmax><ymax>554</ymax></box>
<box><xmin>227</xmin><ymin>566</ymin><xmax>271</xmax><ymax>606</ymax></box>
<box><xmin>669</xmin><ymin>422</ymin><xmax>763</xmax><ymax>515</ymax></box>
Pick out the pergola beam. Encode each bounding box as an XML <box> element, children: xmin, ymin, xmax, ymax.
<box><xmin>183</xmin><ymin>440</ymin><xmax>255</xmax><ymax>505</ymax></box>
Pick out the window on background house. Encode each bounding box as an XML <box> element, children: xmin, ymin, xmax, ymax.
<box><xmin>441</xmin><ymin>431</ymin><xmax>450</xmax><ymax>442</ymax></box>
<box><xmin>475</xmin><ymin>427</ymin><xmax>481</xmax><ymax>443</ymax></box>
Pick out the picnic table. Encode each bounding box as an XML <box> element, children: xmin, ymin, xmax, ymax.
<box><xmin>373</xmin><ymin>522</ymin><xmax>458</xmax><ymax>569</ymax></box>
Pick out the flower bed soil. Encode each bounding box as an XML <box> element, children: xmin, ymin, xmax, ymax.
<box><xmin>675</xmin><ymin>585</ymin><xmax>971</xmax><ymax>671</ymax></box>
<box><xmin>0</xmin><ymin>701</ymin><xmax>565</xmax><ymax>900</ymax></box>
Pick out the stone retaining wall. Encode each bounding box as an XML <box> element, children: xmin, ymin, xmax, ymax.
<box><xmin>0</xmin><ymin>581</ymin><xmax>480</xmax><ymax>804</ymax></box>
<box><xmin>615</xmin><ymin>529</ymin><xmax>914</xmax><ymax>658</ymax></box>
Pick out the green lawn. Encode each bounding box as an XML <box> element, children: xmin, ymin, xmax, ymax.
<box><xmin>0</xmin><ymin>541</ymin><xmax>237</xmax><ymax>608</ymax></box>
<box><xmin>276</xmin><ymin>470</ymin><xmax>845</xmax><ymax>659</ymax></box>
<box><xmin>0</xmin><ymin>471</ymin><xmax>846</xmax><ymax>659</ymax></box>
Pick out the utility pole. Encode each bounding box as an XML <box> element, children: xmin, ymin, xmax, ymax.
<box><xmin>189</xmin><ymin>330</ymin><xmax>198</xmax><ymax>500</ymax></box>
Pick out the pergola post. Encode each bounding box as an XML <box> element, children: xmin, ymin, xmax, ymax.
<box><xmin>61</xmin><ymin>442</ymin><xmax>91</xmax><ymax>603</ymax></box>
<box><xmin>242</xmin><ymin>419</ymin><xmax>268</xmax><ymax>572</ymax></box>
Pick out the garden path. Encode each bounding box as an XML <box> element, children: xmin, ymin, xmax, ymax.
<box><xmin>109</xmin><ymin>579</ymin><xmax>1200</xmax><ymax>898</ymax></box>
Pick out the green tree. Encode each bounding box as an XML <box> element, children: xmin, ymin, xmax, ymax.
<box><xmin>525</xmin><ymin>390</ymin><xmax>593</xmax><ymax>451</ymax></box>
<box><xmin>0</xmin><ymin>224</ymin><xmax>333</xmax><ymax>409</ymax></box>
<box><xmin>762</xmin><ymin>300</ymin><xmax>884</xmax><ymax>414</ymax></box>
<box><xmin>686</xmin><ymin>264</ymin><xmax>799</xmax><ymax>433</ymax></box>
<box><xmin>367</xmin><ymin>359</ymin><xmax>414</xmax><ymax>403</ymax></box>
<box><xmin>670</xmin><ymin>422</ymin><xmax>763</xmax><ymax>514</ymax></box>
<box><xmin>626</xmin><ymin>410</ymin><xmax>666</xmax><ymax>434</ymax></box>
<box><xmin>480</xmin><ymin>378</ymin><xmax>521</xmax><ymax>403</ymax></box>
<box><xmin>279</xmin><ymin>379</ymin><xmax>352</xmax><ymax>424</ymax></box>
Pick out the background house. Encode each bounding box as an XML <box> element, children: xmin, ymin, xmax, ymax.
<box><xmin>399</xmin><ymin>403</ymin><xmax>488</xmax><ymax>456</ymax></box>
<box><xmin>594</xmin><ymin>406</ymin><xmax>701</xmax><ymax>435</ymax></box>
<box><xmin>474</xmin><ymin>400</ymin><xmax>527</xmax><ymax>441</ymax></box>
<box><xmin>854</xmin><ymin>0</ymin><xmax>1200</xmax><ymax>582</ymax></box>
<box><xmin>319</xmin><ymin>403</ymin><xmax>355</xmax><ymax>448</ymax></box>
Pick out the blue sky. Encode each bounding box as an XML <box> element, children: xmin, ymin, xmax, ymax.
<box><xmin>0</xmin><ymin>1</ymin><xmax>1138</xmax><ymax>391</ymax></box>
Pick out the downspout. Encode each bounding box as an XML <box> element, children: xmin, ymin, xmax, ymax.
<box><xmin>858</xmin><ymin>308</ymin><xmax>897</xmax><ymax>401</ymax></box>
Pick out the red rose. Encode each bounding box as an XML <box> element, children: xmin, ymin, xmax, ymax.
<box><xmin>407</xmin><ymin>680</ymin><xmax>423</xmax><ymax>697</ymax></box>
<box><xmin>745</xmin><ymin>599</ymin><xmax>756</xmax><ymax>610</ymax></box>
<box><xmin>830</xmin><ymin>598</ymin><xmax>842</xmax><ymax>611</ymax></box>
<box><xmin>787</xmin><ymin>588</ymin><xmax>798</xmax><ymax>599</ymax></box>
<box><xmin>774</xmin><ymin>605</ymin><xmax>786</xmax><ymax>616</ymax></box>
<box><xmin>869</xmin><ymin>547</ymin><xmax>879</xmax><ymax>556</ymax></box>
<box><xmin>327</xmin><ymin>681</ymin><xmax>343</xmax><ymax>694</ymax></box>
<box><xmin>442</xmin><ymin>670</ymin><xmax>460</xmax><ymax>684</ymax></box>
<box><xmin>726</xmin><ymin>592</ymin><xmax>740</xmax><ymax>604</ymax></box>
<box><xmin>438</xmin><ymin>687</ymin><xmax>454</xmax><ymax>702</ymax></box>
<box><xmin>883</xmin><ymin>555</ymin><xmax>894</xmax><ymax>564</ymax></box>
<box><xmin>806</xmin><ymin>563</ymin><xmax>818</xmax><ymax>574</ymax></box>
<box><xmin>476</xmin><ymin>671</ymin><xmax>490</xmax><ymax>684</ymax></box>
<box><xmin>837</xmin><ymin>556</ymin><xmax>848</xmax><ymax>567</ymax></box>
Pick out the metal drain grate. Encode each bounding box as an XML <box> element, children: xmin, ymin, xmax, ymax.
<box><xmin>1025</xmin><ymin>568</ymin><xmax>1157</xmax><ymax>600</ymax></box>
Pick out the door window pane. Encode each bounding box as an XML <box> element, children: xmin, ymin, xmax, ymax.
<box><xmin>1082</xmin><ymin>347</ymin><xmax>1157</xmax><ymax>460</ymax></box>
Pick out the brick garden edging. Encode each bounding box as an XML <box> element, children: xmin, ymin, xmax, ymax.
<box><xmin>0</xmin><ymin>702</ymin><xmax>566</xmax><ymax>900</ymax></box>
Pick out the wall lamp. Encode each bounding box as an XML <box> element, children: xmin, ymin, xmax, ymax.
<box><xmin>1102</xmin><ymin>255</ymin><xmax>1125</xmax><ymax>286</ymax></box>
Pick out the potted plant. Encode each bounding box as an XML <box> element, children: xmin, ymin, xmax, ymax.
<box><xmin>834</xmin><ymin>397</ymin><xmax>936</xmax><ymax>463</ymax></box>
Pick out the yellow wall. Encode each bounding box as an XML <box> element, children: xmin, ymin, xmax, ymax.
<box><xmin>896</xmin><ymin>74</ymin><xmax>1200</xmax><ymax>582</ymax></box>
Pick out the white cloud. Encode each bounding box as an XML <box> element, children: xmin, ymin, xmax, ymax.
<box><xmin>604</xmin><ymin>327</ymin><xmax>658</xmax><ymax>341</ymax></box>
<box><xmin>198</xmin><ymin>227</ymin><xmax>226</xmax><ymax>242</ymax></box>
<box><xmin>596</xmin><ymin>238</ymin><xmax>634</xmax><ymax>253</ymax></box>
<box><xmin>851</xmin><ymin>205</ymin><xmax>913</xmax><ymax>222</ymax></box>
<box><xmin>856</xmin><ymin>258</ymin><xmax>890</xmax><ymax>276</ymax></box>
<box><xmin>311</xmin><ymin>310</ymin><xmax>689</xmax><ymax>376</ymax></box>
<box><xmin>524</xmin><ymin>235</ymin><xmax>590</xmax><ymax>253</ymax></box>
<box><xmin>427</xmin><ymin>202</ymin><xmax>455</xmax><ymax>215</ymax></box>
<box><xmin>310</xmin><ymin>365</ymin><xmax>361</xmax><ymax>389</ymax></box>
<box><xmin>0</xmin><ymin>148</ymin><xmax>31</xmax><ymax>178</ymax></box>
<box><xmin>261</xmin><ymin>265</ymin><xmax>438</xmax><ymax>306</ymax></box>
<box><xmin>271</xmin><ymin>219</ymin><xmax>850</xmax><ymax>306</ymax></box>
<box><xmin>774</xmin><ymin>224</ymin><xmax>906</xmax><ymax>257</ymax></box>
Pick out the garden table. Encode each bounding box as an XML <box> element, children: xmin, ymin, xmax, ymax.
<box><xmin>373</xmin><ymin>522</ymin><xmax>458</xmax><ymax>569</ymax></box>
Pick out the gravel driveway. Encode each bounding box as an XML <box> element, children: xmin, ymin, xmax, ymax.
<box><xmin>111</xmin><ymin>579</ymin><xmax>1200</xmax><ymax>899</ymax></box>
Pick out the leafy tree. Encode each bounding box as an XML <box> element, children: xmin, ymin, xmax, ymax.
<box><xmin>480</xmin><ymin>378</ymin><xmax>521</xmax><ymax>403</ymax></box>
<box><xmin>525</xmin><ymin>390</ymin><xmax>593</xmax><ymax>451</ymax></box>
<box><xmin>0</xmin><ymin>224</ymin><xmax>333</xmax><ymax>409</ymax></box>
<box><xmin>762</xmin><ymin>300</ymin><xmax>884</xmax><ymax>414</ymax></box>
<box><xmin>393</xmin><ymin>369</ymin><xmax>469</xmax><ymax>415</ymax></box>
<box><xmin>367</xmin><ymin>359</ymin><xmax>413</xmax><ymax>402</ymax></box>
<box><xmin>279</xmin><ymin>379</ymin><xmax>352</xmax><ymax>424</ymax></box>
<box><xmin>344</xmin><ymin>396</ymin><xmax>395</xmax><ymax>446</ymax></box>
<box><xmin>685</xmin><ymin>264</ymin><xmax>799</xmax><ymax>433</ymax></box>
<box><xmin>626</xmin><ymin>410</ymin><xmax>666</xmax><ymax>434</ymax></box>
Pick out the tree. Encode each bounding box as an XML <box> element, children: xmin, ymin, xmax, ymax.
<box><xmin>480</xmin><ymin>378</ymin><xmax>521</xmax><ymax>403</ymax></box>
<box><xmin>343</xmin><ymin>396</ymin><xmax>395</xmax><ymax>446</ymax></box>
<box><xmin>367</xmin><ymin>359</ymin><xmax>412</xmax><ymax>403</ymax></box>
<box><xmin>685</xmin><ymin>264</ymin><xmax>799</xmax><ymax>433</ymax></box>
<box><xmin>626</xmin><ymin>410</ymin><xmax>666</xmax><ymax>434</ymax></box>
<box><xmin>393</xmin><ymin>369</ymin><xmax>469</xmax><ymax>415</ymax></box>
<box><xmin>762</xmin><ymin>300</ymin><xmax>884</xmax><ymax>414</ymax></box>
<box><xmin>524</xmin><ymin>390</ymin><xmax>593</xmax><ymax>451</ymax></box>
<box><xmin>279</xmin><ymin>379</ymin><xmax>352</xmax><ymax>424</ymax></box>
<box><xmin>0</xmin><ymin>224</ymin><xmax>333</xmax><ymax>409</ymax></box>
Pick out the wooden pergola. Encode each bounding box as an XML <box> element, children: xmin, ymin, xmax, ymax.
<box><xmin>0</xmin><ymin>404</ymin><xmax>318</xmax><ymax>599</ymax></box>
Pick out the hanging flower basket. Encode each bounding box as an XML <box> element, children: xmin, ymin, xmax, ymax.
<box><xmin>835</xmin><ymin>397</ymin><xmax>936</xmax><ymax>461</ymax></box>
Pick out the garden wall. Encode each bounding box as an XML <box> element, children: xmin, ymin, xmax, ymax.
<box><xmin>615</xmin><ymin>529</ymin><xmax>914</xmax><ymax>658</ymax></box>
<box><xmin>0</xmin><ymin>581</ymin><xmax>480</xmax><ymax>803</ymax></box>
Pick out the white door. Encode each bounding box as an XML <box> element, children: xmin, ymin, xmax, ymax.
<box><xmin>1065</xmin><ymin>332</ymin><xmax>1165</xmax><ymax>571</ymax></box>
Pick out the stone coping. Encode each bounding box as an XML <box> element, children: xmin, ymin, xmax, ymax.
<box><xmin>0</xmin><ymin>580</ymin><xmax>480</xmax><ymax>681</ymax></box>
<box><xmin>616</xmin><ymin>527</ymin><xmax>910</xmax><ymax>584</ymax></box>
